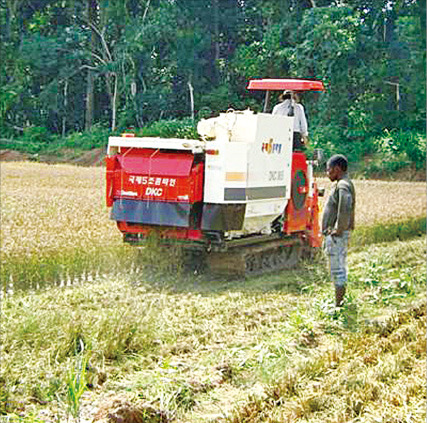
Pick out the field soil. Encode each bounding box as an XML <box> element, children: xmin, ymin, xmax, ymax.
<box><xmin>1</xmin><ymin>148</ymin><xmax>426</xmax><ymax>181</ymax></box>
<box><xmin>0</xmin><ymin>148</ymin><xmax>105</xmax><ymax>167</ymax></box>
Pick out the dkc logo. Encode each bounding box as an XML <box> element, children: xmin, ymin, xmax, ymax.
<box><xmin>261</xmin><ymin>138</ymin><xmax>282</xmax><ymax>154</ymax></box>
<box><xmin>145</xmin><ymin>187</ymin><xmax>163</xmax><ymax>196</ymax></box>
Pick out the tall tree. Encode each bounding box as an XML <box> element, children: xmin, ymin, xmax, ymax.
<box><xmin>85</xmin><ymin>0</ymin><xmax>98</xmax><ymax>131</ymax></box>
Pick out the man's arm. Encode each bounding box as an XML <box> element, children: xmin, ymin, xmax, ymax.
<box><xmin>297</xmin><ymin>104</ymin><xmax>308</xmax><ymax>144</ymax></box>
<box><xmin>332</xmin><ymin>186</ymin><xmax>353</xmax><ymax>236</ymax></box>
<box><xmin>298</xmin><ymin>104</ymin><xmax>308</xmax><ymax>137</ymax></box>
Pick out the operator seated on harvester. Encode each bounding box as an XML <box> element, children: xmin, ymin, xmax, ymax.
<box><xmin>272</xmin><ymin>90</ymin><xmax>309</xmax><ymax>151</ymax></box>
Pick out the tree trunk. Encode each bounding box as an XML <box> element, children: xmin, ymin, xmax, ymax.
<box><xmin>111</xmin><ymin>73</ymin><xmax>118</xmax><ymax>131</ymax></box>
<box><xmin>62</xmin><ymin>79</ymin><xmax>68</xmax><ymax>137</ymax></box>
<box><xmin>188</xmin><ymin>79</ymin><xmax>194</xmax><ymax>121</ymax></box>
<box><xmin>420</xmin><ymin>0</ymin><xmax>426</xmax><ymax>47</ymax></box>
<box><xmin>213</xmin><ymin>0</ymin><xmax>220</xmax><ymax>63</ymax></box>
<box><xmin>85</xmin><ymin>69</ymin><xmax>94</xmax><ymax>131</ymax></box>
<box><xmin>85</xmin><ymin>0</ymin><xmax>98</xmax><ymax>131</ymax></box>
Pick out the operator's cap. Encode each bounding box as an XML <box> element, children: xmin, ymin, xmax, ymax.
<box><xmin>283</xmin><ymin>90</ymin><xmax>293</xmax><ymax>95</ymax></box>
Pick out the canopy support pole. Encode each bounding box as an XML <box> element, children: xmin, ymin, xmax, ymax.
<box><xmin>263</xmin><ymin>90</ymin><xmax>271</xmax><ymax>113</ymax></box>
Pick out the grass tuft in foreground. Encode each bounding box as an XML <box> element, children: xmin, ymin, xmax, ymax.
<box><xmin>1</xmin><ymin>237</ymin><xmax>425</xmax><ymax>422</ymax></box>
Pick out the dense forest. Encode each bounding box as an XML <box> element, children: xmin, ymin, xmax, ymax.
<box><xmin>0</xmin><ymin>0</ymin><xmax>425</xmax><ymax>172</ymax></box>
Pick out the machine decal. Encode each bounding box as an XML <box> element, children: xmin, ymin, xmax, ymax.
<box><xmin>224</xmin><ymin>186</ymin><xmax>286</xmax><ymax>201</ymax></box>
<box><xmin>225</xmin><ymin>172</ymin><xmax>247</xmax><ymax>182</ymax></box>
<box><xmin>120</xmin><ymin>190</ymin><xmax>138</xmax><ymax>197</ymax></box>
<box><xmin>145</xmin><ymin>187</ymin><xmax>163</xmax><ymax>196</ymax></box>
<box><xmin>128</xmin><ymin>175</ymin><xmax>177</xmax><ymax>187</ymax></box>
<box><xmin>261</xmin><ymin>138</ymin><xmax>282</xmax><ymax>154</ymax></box>
<box><xmin>291</xmin><ymin>170</ymin><xmax>307</xmax><ymax>210</ymax></box>
<box><xmin>268</xmin><ymin>170</ymin><xmax>285</xmax><ymax>181</ymax></box>
<box><xmin>110</xmin><ymin>158</ymin><xmax>204</xmax><ymax>204</ymax></box>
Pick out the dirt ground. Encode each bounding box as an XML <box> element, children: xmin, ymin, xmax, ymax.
<box><xmin>0</xmin><ymin>148</ymin><xmax>106</xmax><ymax>167</ymax></box>
<box><xmin>1</xmin><ymin>148</ymin><xmax>425</xmax><ymax>180</ymax></box>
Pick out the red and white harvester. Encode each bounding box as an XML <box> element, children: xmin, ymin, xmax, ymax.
<box><xmin>106</xmin><ymin>79</ymin><xmax>325</xmax><ymax>276</ymax></box>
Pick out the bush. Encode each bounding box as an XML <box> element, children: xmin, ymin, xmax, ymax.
<box><xmin>309</xmin><ymin>124</ymin><xmax>374</xmax><ymax>171</ymax></box>
<box><xmin>0</xmin><ymin>126</ymin><xmax>55</xmax><ymax>154</ymax></box>
<box><xmin>62</xmin><ymin>125</ymin><xmax>113</xmax><ymax>150</ymax></box>
<box><xmin>357</xmin><ymin>129</ymin><xmax>427</xmax><ymax>176</ymax></box>
<box><xmin>22</xmin><ymin>126</ymin><xmax>53</xmax><ymax>144</ymax></box>
<box><xmin>138</xmin><ymin>118</ymin><xmax>198</xmax><ymax>139</ymax></box>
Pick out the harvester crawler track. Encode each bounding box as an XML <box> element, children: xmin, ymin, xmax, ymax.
<box><xmin>204</xmin><ymin>238</ymin><xmax>302</xmax><ymax>278</ymax></box>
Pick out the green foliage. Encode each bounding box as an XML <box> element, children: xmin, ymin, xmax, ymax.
<box><xmin>375</xmin><ymin>130</ymin><xmax>426</xmax><ymax>169</ymax></box>
<box><xmin>66</xmin><ymin>355</ymin><xmax>88</xmax><ymax>419</ymax></box>
<box><xmin>139</xmin><ymin>118</ymin><xmax>198</xmax><ymax>139</ymax></box>
<box><xmin>22</xmin><ymin>126</ymin><xmax>51</xmax><ymax>143</ymax></box>
<box><xmin>0</xmin><ymin>0</ymin><xmax>425</xmax><ymax>172</ymax></box>
<box><xmin>62</xmin><ymin>125</ymin><xmax>113</xmax><ymax>150</ymax></box>
<box><xmin>352</xmin><ymin>217</ymin><xmax>426</xmax><ymax>247</ymax></box>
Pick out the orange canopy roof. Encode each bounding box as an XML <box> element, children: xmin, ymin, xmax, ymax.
<box><xmin>247</xmin><ymin>79</ymin><xmax>325</xmax><ymax>92</ymax></box>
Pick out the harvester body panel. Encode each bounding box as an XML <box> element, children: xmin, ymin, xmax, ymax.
<box><xmin>201</xmin><ymin>111</ymin><xmax>293</xmax><ymax>235</ymax></box>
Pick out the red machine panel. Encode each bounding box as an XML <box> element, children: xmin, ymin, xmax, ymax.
<box><xmin>284</xmin><ymin>152</ymin><xmax>309</xmax><ymax>234</ymax></box>
<box><xmin>107</xmin><ymin>149</ymin><xmax>204</xmax><ymax>204</ymax></box>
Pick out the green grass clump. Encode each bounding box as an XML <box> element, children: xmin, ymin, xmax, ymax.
<box><xmin>1</xmin><ymin>237</ymin><xmax>425</xmax><ymax>421</ymax></box>
<box><xmin>1</xmin><ymin>163</ymin><xmax>426</xmax><ymax>421</ymax></box>
<box><xmin>66</xmin><ymin>354</ymin><xmax>88</xmax><ymax>420</ymax></box>
<box><xmin>352</xmin><ymin>216</ymin><xmax>426</xmax><ymax>247</ymax></box>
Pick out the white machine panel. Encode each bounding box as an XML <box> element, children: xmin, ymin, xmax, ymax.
<box><xmin>199</xmin><ymin>110</ymin><xmax>294</xmax><ymax>235</ymax></box>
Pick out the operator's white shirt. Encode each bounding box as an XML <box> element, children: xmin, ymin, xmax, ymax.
<box><xmin>272</xmin><ymin>99</ymin><xmax>308</xmax><ymax>136</ymax></box>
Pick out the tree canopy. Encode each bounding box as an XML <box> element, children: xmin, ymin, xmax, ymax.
<box><xmin>0</xmin><ymin>0</ymin><xmax>425</xmax><ymax>161</ymax></box>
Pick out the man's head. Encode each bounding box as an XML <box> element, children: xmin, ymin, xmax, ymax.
<box><xmin>326</xmin><ymin>154</ymin><xmax>348</xmax><ymax>182</ymax></box>
<box><xmin>283</xmin><ymin>90</ymin><xmax>293</xmax><ymax>100</ymax></box>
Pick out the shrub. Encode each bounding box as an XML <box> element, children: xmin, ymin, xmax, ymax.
<box><xmin>138</xmin><ymin>117</ymin><xmax>198</xmax><ymax>139</ymax></box>
<box><xmin>62</xmin><ymin>125</ymin><xmax>113</xmax><ymax>150</ymax></box>
<box><xmin>22</xmin><ymin>126</ymin><xmax>52</xmax><ymax>144</ymax></box>
<box><xmin>375</xmin><ymin>129</ymin><xmax>426</xmax><ymax>170</ymax></box>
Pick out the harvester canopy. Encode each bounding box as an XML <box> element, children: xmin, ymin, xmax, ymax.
<box><xmin>247</xmin><ymin>78</ymin><xmax>325</xmax><ymax>113</ymax></box>
<box><xmin>247</xmin><ymin>78</ymin><xmax>325</xmax><ymax>92</ymax></box>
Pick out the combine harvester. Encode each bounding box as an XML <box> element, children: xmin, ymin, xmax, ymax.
<box><xmin>106</xmin><ymin>79</ymin><xmax>325</xmax><ymax>277</ymax></box>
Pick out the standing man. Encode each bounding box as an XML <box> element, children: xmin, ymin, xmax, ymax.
<box><xmin>322</xmin><ymin>154</ymin><xmax>356</xmax><ymax>307</ymax></box>
<box><xmin>272</xmin><ymin>90</ymin><xmax>308</xmax><ymax>150</ymax></box>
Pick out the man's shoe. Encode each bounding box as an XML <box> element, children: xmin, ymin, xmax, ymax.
<box><xmin>335</xmin><ymin>286</ymin><xmax>346</xmax><ymax>307</ymax></box>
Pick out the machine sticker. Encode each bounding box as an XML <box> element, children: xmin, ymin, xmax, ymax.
<box><xmin>261</xmin><ymin>138</ymin><xmax>282</xmax><ymax>154</ymax></box>
<box><xmin>207</xmin><ymin>164</ymin><xmax>223</xmax><ymax>171</ymax></box>
<box><xmin>268</xmin><ymin>170</ymin><xmax>285</xmax><ymax>181</ymax></box>
<box><xmin>224</xmin><ymin>186</ymin><xmax>286</xmax><ymax>201</ymax></box>
<box><xmin>128</xmin><ymin>175</ymin><xmax>176</xmax><ymax>187</ymax></box>
<box><xmin>120</xmin><ymin>190</ymin><xmax>138</xmax><ymax>197</ymax></box>
<box><xmin>145</xmin><ymin>187</ymin><xmax>163</xmax><ymax>196</ymax></box>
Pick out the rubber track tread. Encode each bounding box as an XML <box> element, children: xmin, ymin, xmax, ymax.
<box><xmin>205</xmin><ymin>239</ymin><xmax>302</xmax><ymax>278</ymax></box>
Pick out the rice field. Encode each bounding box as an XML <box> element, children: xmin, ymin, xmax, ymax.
<box><xmin>318</xmin><ymin>177</ymin><xmax>426</xmax><ymax>227</ymax></box>
<box><xmin>0</xmin><ymin>161</ymin><xmax>426</xmax><ymax>422</ymax></box>
<box><xmin>1</xmin><ymin>162</ymin><xmax>135</xmax><ymax>292</ymax></box>
<box><xmin>1</xmin><ymin>239</ymin><xmax>425</xmax><ymax>422</ymax></box>
<box><xmin>1</xmin><ymin>162</ymin><xmax>426</xmax><ymax>293</ymax></box>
